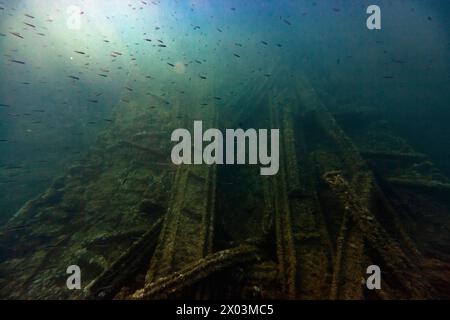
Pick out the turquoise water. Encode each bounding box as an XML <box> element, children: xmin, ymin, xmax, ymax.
<box><xmin>0</xmin><ymin>0</ymin><xmax>449</xmax><ymax>224</ymax></box>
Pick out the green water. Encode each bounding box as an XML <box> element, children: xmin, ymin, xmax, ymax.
<box><xmin>0</xmin><ymin>0</ymin><xmax>449</xmax><ymax>225</ymax></box>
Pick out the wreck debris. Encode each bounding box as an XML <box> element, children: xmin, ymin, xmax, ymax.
<box><xmin>86</xmin><ymin>218</ymin><xmax>163</xmax><ymax>299</ymax></box>
<box><xmin>322</xmin><ymin>170</ymin><xmax>434</xmax><ymax>298</ymax></box>
<box><xmin>138</xmin><ymin>97</ymin><xmax>219</xmax><ymax>297</ymax></box>
<box><xmin>132</xmin><ymin>245</ymin><xmax>261</xmax><ymax>299</ymax></box>
<box><xmin>0</xmin><ymin>73</ymin><xmax>449</xmax><ymax>300</ymax></box>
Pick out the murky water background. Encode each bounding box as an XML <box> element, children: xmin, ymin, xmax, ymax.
<box><xmin>1</xmin><ymin>0</ymin><xmax>449</xmax><ymax>224</ymax></box>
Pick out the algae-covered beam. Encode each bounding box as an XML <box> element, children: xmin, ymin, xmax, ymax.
<box><xmin>86</xmin><ymin>218</ymin><xmax>163</xmax><ymax>300</ymax></box>
<box><xmin>322</xmin><ymin>171</ymin><xmax>433</xmax><ymax>299</ymax></box>
<box><xmin>293</xmin><ymin>76</ymin><xmax>431</xmax><ymax>298</ymax></box>
<box><xmin>131</xmin><ymin>245</ymin><xmax>261</xmax><ymax>300</ymax></box>
<box><xmin>144</xmin><ymin>99</ymin><xmax>218</xmax><ymax>286</ymax></box>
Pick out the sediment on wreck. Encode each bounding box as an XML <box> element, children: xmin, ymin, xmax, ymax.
<box><xmin>0</xmin><ymin>73</ymin><xmax>449</xmax><ymax>300</ymax></box>
<box><xmin>0</xmin><ymin>92</ymin><xmax>181</xmax><ymax>299</ymax></box>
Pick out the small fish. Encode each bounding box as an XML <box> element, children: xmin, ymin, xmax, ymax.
<box><xmin>233</xmin><ymin>53</ymin><xmax>241</xmax><ymax>58</ymax></box>
<box><xmin>167</xmin><ymin>63</ymin><xmax>175</xmax><ymax>67</ymax></box>
<box><xmin>68</xmin><ymin>75</ymin><xmax>80</xmax><ymax>80</ymax></box>
<box><xmin>87</xmin><ymin>99</ymin><xmax>99</xmax><ymax>103</ymax></box>
<box><xmin>261</xmin><ymin>41</ymin><xmax>268</xmax><ymax>45</ymax></box>
<box><xmin>74</xmin><ymin>51</ymin><xmax>86</xmax><ymax>55</ymax></box>
<box><xmin>158</xmin><ymin>44</ymin><xmax>167</xmax><ymax>48</ymax></box>
<box><xmin>25</xmin><ymin>14</ymin><xmax>35</xmax><ymax>19</ymax></box>
<box><xmin>10</xmin><ymin>32</ymin><xmax>24</xmax><ymax>39</ymax></box>
<box><xmin>24</xmin><ymin>22</ymin><xmax>36</xmax><ymax>28</ymax></box>
<box><xmin>11</xmin><ymin>60</ymin><xmax>25</xmax><ymax>64</ymax></box>
<box><xmin>199</xmin><ymin>75</ymin><xmax>207</xmax><ymax>80</ymax></box>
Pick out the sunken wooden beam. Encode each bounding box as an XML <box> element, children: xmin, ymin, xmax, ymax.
<box><xmin>85</xmin><ymin>218</ymin><xmax>163</xmax><ymax>300</ymax></box>
<box><xmin>267</xmin><ymin>86</ymin><xmax>334</xmax><ymax>299</ymax></box>
<box><xmin>294</xmin><ymin>77</ymin><xmax>369</xmax><ymax>299</ymax></box>
<box><xmin>142</xmin><ymin>98</ymin><xmax>218</xmax><ymax>288</ymax></box>
<box><xmin>131</xmin><ymin>245</ymin><xmax>261</xmax><ymax>300</ymax></box>
<box><xmin>265</xmin><ymin>92</ymin><xmax>297</xmax><ymax>299</ymax></box>
<box><xmin>322</xmin><ymin>171</ymin><xmax>434</xmax><ymax>299</ymax></box>
<box><xmin>294</xmin><ymin>76</ymin><xmax>431</xmax><ymax>299</ymax></box>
